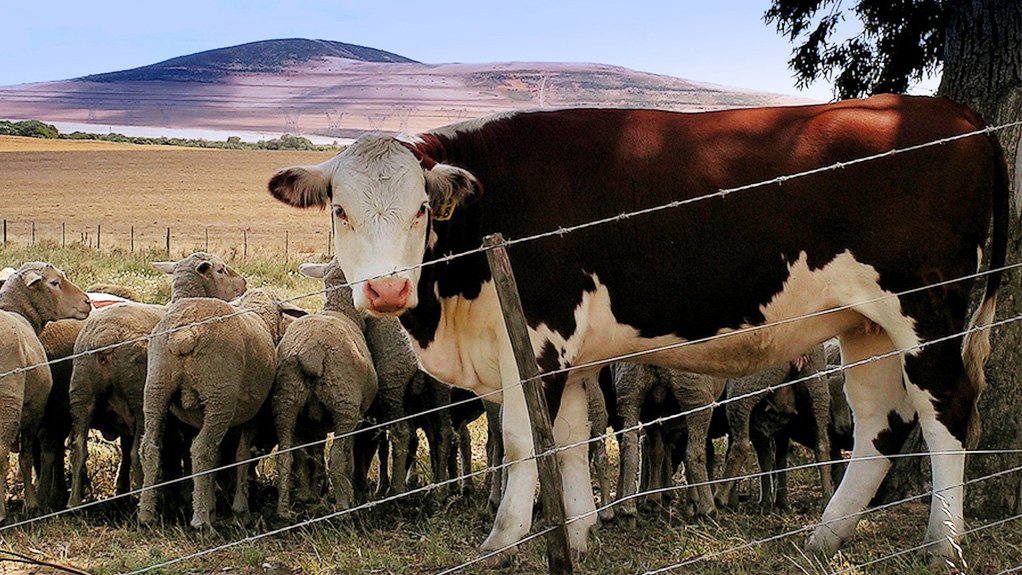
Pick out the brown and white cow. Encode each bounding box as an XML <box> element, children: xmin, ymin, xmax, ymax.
<box><xmin>269</xmin><ymin>94</ymin><xmax>1007</xmax><ymax>562</ymax></box>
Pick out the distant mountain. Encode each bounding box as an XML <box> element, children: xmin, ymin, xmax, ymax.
<box><xmin>82</xmin><ymin>39</ymin><xmax>418</xmax><ymax>83</ymax></box>
<box><xmin>0</xmin><ymin>38</ymin><xmax>811</xmax><ymax>139</ymax></box>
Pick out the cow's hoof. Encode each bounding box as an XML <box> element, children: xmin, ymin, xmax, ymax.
<box><xmin>921</xmin><ymin>538</ymin><xmax>964</xmax><ymax>572</ymax></box>
<box><xmin>479</xmin><ymin>545</ymin><xmax>519</xmax><ymax>568</ymax></box>
<box><xmin>805</xmin><ymin>528</ymin><xmax>842</xmax><ymax>560</ymax></box>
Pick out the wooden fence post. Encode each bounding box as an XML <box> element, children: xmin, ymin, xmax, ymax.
<box><xmin>243</xmin><ymin>229</ymin><xmax>248</xmax><ymax>262</ymax></box>
<box><xmin>483</xmin><ymin>233</ymin><xmax>574</xmax><ymax>575</ymax></box>
<box><xmin>31</xmin><ymin>222</ymin><xmax>35</xmax><ymax>245</ymax></box>
<box><xmin>96</xmin><ymin>224</ymin><xmax>101</xmax><ymax>251</ymax></box>
<box><xmin>130</xmin><ymin>225</ymin><xmax>135</xmax><ymax>254</ymax></box>
<box><xmin>165</xmin><ymin>227</ymin><xmax>171</xmax><ymax>257</ymax></box>
<box><xmin>61</xmin><ymin>222</ymin><xmax>66</xmax><ymax>248</ymax></box>
<box><xmin>2</xmin><ymin>219</ymin><xmax>6</xmax><ymax>245</ymax></box>
<box><xmin>285</xmin><ymin>230</ymin><xmax>289</xmax><ymax>263</ymax></box>
<box><xmin>205</xmin><ymin>227</ymin><xmax>209</xmax><ymax>252</ymax></box>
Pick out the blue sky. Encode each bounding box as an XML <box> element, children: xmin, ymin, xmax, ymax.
<box><xmin>0</xmin><ymin>1</ymin><xmax>938</xmax><ymax>101</ymax></box>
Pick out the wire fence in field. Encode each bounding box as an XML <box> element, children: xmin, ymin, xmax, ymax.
<box><xmin>0</xmin><ymin>118</ymin><xmax>1019</xmax><ymax>574</ymax></box>
<box><xmin>0</xmin><ymin>218</ymin><xmax>336</xmax><ymax>262</ymax></box>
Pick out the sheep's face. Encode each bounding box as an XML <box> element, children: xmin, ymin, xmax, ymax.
<box><xmin>153</xmin><ymin>252</ymin><xmax>247</xmax><ymax>300</ymax></box>
<box><xmin>10</xmin><ymin>262</ymin><xmax>92</xmax><ymax>322</ymax></box>
<box><xmin>197</xmin><ymin>256</ymin><xmax>247</xmax><ymax>301</ymax></box>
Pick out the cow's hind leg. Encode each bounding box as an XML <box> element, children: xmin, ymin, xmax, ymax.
<box><xmin>807</xmin><ymin>330</ymin><xmax>913</xmax><ymax>557</ymax></box>
<box><xmin>901</xmin><ymin>290</ymin><xmax>978</xmax><ymax>564</ymax></box>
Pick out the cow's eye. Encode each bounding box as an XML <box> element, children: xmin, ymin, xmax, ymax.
<box><xmin>333</xmin><ymin>205</ymin><xmax>348</xmax><ymax>222</ymax></box>
<box><xmin>417</xmin><ymin>202</ymin><xmax>429</xmax><ymax>218</ymax></box>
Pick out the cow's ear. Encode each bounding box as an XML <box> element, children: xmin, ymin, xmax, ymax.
<box><xmin>268</xmin><ymin>165</ymin><xmax>332</xmax><ymax>209</ymax></box>
<box><xmin>424</xmin><ymin>163</ymin><xmax>482</xmax><ymax>219</ymax></box>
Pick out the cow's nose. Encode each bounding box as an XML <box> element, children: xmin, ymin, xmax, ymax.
<box><xmin>364</xmin><ymin>278</ymin><xmax>411</xmax><ymax>313</ymax></box>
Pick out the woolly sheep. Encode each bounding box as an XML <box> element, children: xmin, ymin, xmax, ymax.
<box><xmin>713</xmin><ymin>346</ymin><xmax>832</xmax><ymax>511</ymax></box>
<box><xmin>273</xmin><ymin>261</ymin><xmax>377</xmax><ymax>515</ymax></box>
<box><xmin>68</xmin><ymin>253</ymin><xmax>247</xmax><ymax>508</ymax></box>
<box><xmin>612</xmin><ymin>363</ymin><xmax>726</xmax><ymax>522</ymax></box>
<box><xmin>139</xmin><ymin>287</ymin><xmax>297</xmax><ymax>529</ymax></box>
<box><xmin>0</xmin><ymin>262</ymin><xmax>91</xmax><ymax>522</ymax></box>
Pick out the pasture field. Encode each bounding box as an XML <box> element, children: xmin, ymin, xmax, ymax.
<box><xmin>0</xmin><ymin>141</ymin><xmax>336</xmax><ymax>259</ymax></box>
<box><xmin>0</xmin><ymin>244</ymin><xmax>1020</xmax><ymax>574</ymax></box>
<box><xmin>1</xmin><ymin>145</ymin><xmax>1020</xmax><ymax>574</ymax></box>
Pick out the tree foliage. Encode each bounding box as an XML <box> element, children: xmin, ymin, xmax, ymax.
<box><xmin>765</xmin><ymin>0</ymin><xmax>946</xmax><ymax>99</ymax></box>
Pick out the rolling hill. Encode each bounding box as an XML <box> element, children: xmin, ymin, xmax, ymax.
<box><xmin>0</xmin><ymin>38</ymin><xmax>809</xmax><ymax>139</ymax></box>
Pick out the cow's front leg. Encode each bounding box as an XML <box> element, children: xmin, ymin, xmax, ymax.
<box><xmin>554</xmin><ymin>371</ymin><xmax>598</xmax><ymax>558</ymax></box>
<box><xmin>480</xmin><ymin>367</ymin><xmax>538</xmax><ymax>558</ymax></box>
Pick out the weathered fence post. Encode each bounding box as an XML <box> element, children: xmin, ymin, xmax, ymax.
<box><xmin>31</xmin><ymin>222</ymin><xmax>35</xmax><ymax>245</ymax></box>
<box><xmin>96</xmin><ymin>224</ymin><xmax>101</xmax><ymax>251</ymax></box>
<box><xmin>243</xmin><ymin>229</ymin><xmax>248</xmax><ymax>262</ymax></box>
<box><xmin>130</xmin><ymin>225</ymin><xmax>135</xmax><ymax>254</ymax></box>
<box><xmin>61</xmin><ymin>222</ymin><xmax>65</xmax><ymax>248</ymax></box>
<box><xmin>2</xmin><ymin>219</ymin><xmax>6</xmax><ymax>245</ymax></box>
<box><xmin>165</xmin><ymin>227</ymin><xmax>171</xmax><ymax>257</ymax></box>
<box><xmin>483</xmin><ymin>233</ymin><xmax>574</xmax><ymax>575</ymax></box>
<box><xmin>205</xmin><ymin>227</ymin><xmax>209</xmax><ymax>252</ymax></box>
<box><xmin>284</xmin><ymin>230</ymin><xmax>289</xmax><ymax>263</ymax></box>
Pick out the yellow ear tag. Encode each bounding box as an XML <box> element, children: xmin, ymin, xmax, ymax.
<box><xmin>432</xmin><ymin>198</ymin><xmax>456</xmax><ymax>222</ymax></box>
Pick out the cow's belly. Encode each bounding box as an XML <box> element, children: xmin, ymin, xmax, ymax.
<box><xmin>415</xmin><ymin>250</ymin><xmax>920</xmax><ymax>391</ymax></box>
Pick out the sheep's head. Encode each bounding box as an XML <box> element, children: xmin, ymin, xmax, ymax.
<box><xmin>0</xmin><ymin>262</ymin><xmax>91</xmax><ymax>327</ymax></box>
<box><xmin>152</xmin><ymin>252</ymin><xmax>247</xmax><ymax>301</ymax></box>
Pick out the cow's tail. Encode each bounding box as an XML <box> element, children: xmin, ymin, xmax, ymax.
<box><xmin>961</xmin><ymin>134</ymin><xmax>1009</xmax><ymax>449</ymax></box>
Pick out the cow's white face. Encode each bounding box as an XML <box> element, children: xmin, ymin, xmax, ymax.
<box><xmin>269</xmin><ymin>134</ymin><xmax>479</xmax><ymax>316</ymax></box>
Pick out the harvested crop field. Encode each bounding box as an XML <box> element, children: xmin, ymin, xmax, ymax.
<box><xmin>0</xmin><ymin>143</ymin><xmax>336</xmax><ymax>257</ymax></box>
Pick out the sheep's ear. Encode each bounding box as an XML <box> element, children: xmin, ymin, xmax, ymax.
<box><xmin>424</xmin><ymin>164</ymin><xmax>482</xmax><ymax>221</ymax></box>
<box><xmin>22</xmin><ymin>270</ymin><xmax>43</xmax><ymax>287</ymax></box>
<box><xmin>280</xmin><ymin>302</ymin><xmax>309</xmax><ymax>318</ymax></box>
<box><xmin>151</xmin><ymin>262</ymin><xmax>177</xmax><ymax>275</ymax></box>
<box><xmin>298</xmin><ymin>263</ymin><xmax>328</xmax><ymax>279</ymax></box>
<box><xmin>269</xmin><ymin>165</ymin><xmax>332</xmax><ymax>209</ymax></box>
<box><xmin>195</xmin><ymin>261</ymin><xmax>212</xmax><ymax>274</ymax></box>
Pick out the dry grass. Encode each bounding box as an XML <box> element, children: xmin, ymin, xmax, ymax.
<box><xmin>0</xmin><ymin>145</ymin><xmax>336</xmax><ymax>258</ymax></box>
<box><xmin>0</xmin><ymin>136</ymin><xmax>182</xmax><ymax>152</ymax></box>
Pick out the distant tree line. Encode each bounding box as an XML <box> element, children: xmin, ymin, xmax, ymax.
<box><xmin>0</xmin><ymin>120</ymin><xmax>342</xmax><ymax>151</ymax></box>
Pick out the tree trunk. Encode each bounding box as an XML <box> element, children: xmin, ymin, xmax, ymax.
<box><xmin>877</xmin><ymin>0</ymin><xmax>1022</xmax><ymax>517</ymax></box>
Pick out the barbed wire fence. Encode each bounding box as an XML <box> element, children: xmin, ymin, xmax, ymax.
<box><xmin>0</xmin><ymin>119</ymin><xmax>1020</xmax><ymax>574</ymax></box>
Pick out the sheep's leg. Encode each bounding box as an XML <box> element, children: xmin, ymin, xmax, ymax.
<box><xmin>116</xmin><ymin>434</ymin><xmax>133</xmax><ymax>495</ymax></box>
<box><xmin>774</xmin><ymin>431</ymin><xmax>791</xmax><ymax>512</ymax></box>
<box><xmin>807</xmin><ymin>332</ymin><xmax>910</xmax><ymax>558</ymax></box>
<box><xmin>426</xmin><ymin>411</ymin><xmax>453</xmax><ymax>500</ymax></box>
<box><xmin>616</xmin><ymin>403</ymin><xmax>642</xmax><ymax>526</ymax></box>
<box><xmin>139</xmin><ymin>374</ymin><xmax>175</xmax><ymax>525</ymax></box>
<box><xmin>272</xmin><ymin>381</ymin><xmax>305</xmax><ymax>517</ymax></box>
<box><xmin>752</xmin><ymin>433</ymin><xmax>777</xmax><ymax>512</ymax></box>
<box><xmin>684</xmin><ymin>406</ymin><xmax>715</xmax><ymax>516</ymax></box>
<box><xmin>809</xmin><ymin>381</ymin><xmax>836</xmax><ymax>506</ymax></box>
<box><xmin>643</xmin><ymin>427</ymin><xmax>666</xmax><ymax>509</ymax></box>
<box><xmin>0</xmin><ymin>443</ymin><xmax>9</xmax><ymax>523</ymax></box>
<box><xmin>231</xmin><ymin>424</ymin><xmax>254</xmax><ymax>517</ymax></box>
<box><xmin>375</xmin><ymin>434</ymin><xmax>391</xmax><ymax>496</ymax></box>
<box><xmin>68</xmin><ymin>400</ymin><xmax>94</xmax><ymax>507</ymax></box>
<box><xmin>714</xmin><ymin>396</ymin><xmax>755</xmax><ymax>508</ymax></box>
<box><xmin>455</xmin><ymin>423</ymin><xmax>472</xmax><ymax>494</ymax></box>
<box><xmin>484</xmin><ymin>401</ymin><xmax>503</xmax><ymax>512</ymax></box>
<box><xmin>317</xmin><ymin>387</ymin><xmax>360</xmax><ymax>510</ymax></box>
<box><xmin>190</xmin><ymin>406</ymin><xmax>233</xmax><ymax>530</ymax></box>
<box><xmin>130</xmin><ymin>417</ymin><xmax>144</xmax><ymax>491</ymax></box>
<box><xmin>36</xmin><ymin>429</ymin><xmax>66</xmax><ymax>512</ymax></box>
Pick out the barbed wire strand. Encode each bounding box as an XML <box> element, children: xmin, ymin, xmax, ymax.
<box><xmin>0</xmin><ymin>548</ymin><xmax>92</xmax><ymax>575</ymax></box>
<box><xmin>6</xmin><ymin>280</ymin><xmax>1018</xmax><ymax>534</ymax></box>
